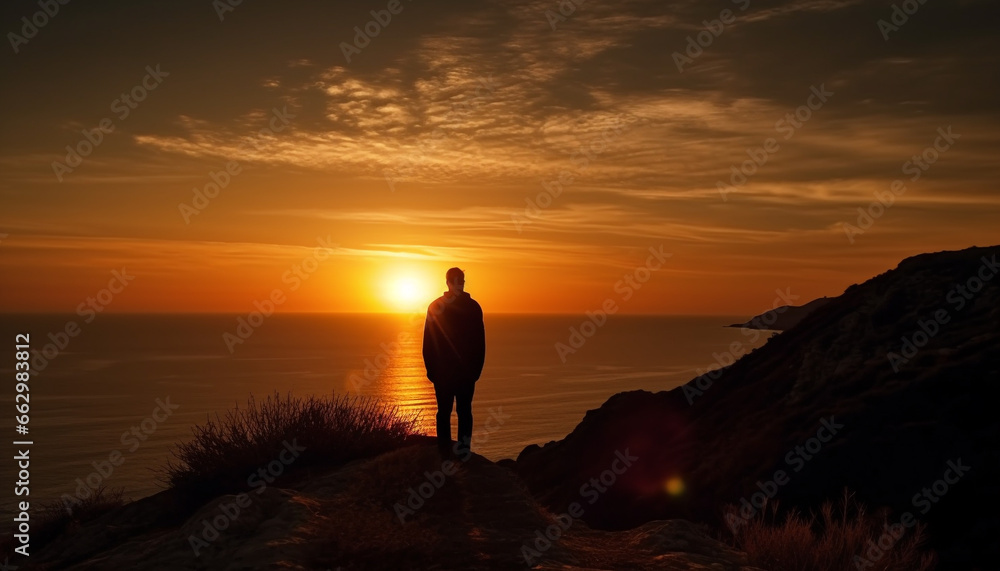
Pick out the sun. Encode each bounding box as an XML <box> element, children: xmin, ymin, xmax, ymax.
<box><xmin>380</xmin><ymin>269</ymin><xmax>437</xmax><ymax>313</ymax></box>
<box><xmin>392</xmin><ymin>277</ymin><xmax>423</xmax><ymax>304</ymax></box>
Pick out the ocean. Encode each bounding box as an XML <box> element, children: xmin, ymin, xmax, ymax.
<box><xmin>0</xmin><ymin>313</ymin><xmax>768</xmax><ymax>516</ymax></box>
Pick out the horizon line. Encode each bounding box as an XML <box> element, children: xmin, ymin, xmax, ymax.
<box><xmin>0</xmin><ymin>310</ymin><xmax>757</xmax><ymax>318</ymax></box>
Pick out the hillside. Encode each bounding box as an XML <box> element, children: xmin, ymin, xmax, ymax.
<box><xmin>19</xmin><ymin>445</ymin><xmax>761</xmax><ymax>570</ymax></box>
<box><xmin>515</xmin><ymin>245</ymin><xmax>1000</xmax><ymax>569</ymax></box>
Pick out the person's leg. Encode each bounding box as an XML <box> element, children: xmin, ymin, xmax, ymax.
<box><xmin>434</xmin><ymin>383</ymin><xmax>455</xmax><ymax>454</ymax></box>
<box><xmin>455</xmin><ymin>382</ymin><xmax>476</xmax><ymax>453</ymax></box>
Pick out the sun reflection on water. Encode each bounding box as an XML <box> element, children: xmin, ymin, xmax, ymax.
<box><xmin>372</xmin><ymin>317</ymin><xmax>437</xmax><ymax>435</ymax></box>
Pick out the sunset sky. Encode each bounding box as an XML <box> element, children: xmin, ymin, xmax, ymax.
<box><xmin>1</xmin><ymin>0</ymin><xmax>997</xmax><ymax>314</ymax></box>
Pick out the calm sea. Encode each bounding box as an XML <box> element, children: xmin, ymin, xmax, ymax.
<box><xmin>0</xmin><ymin>313</ymin><xmax>767</xmax><ymax>516</ymax></box>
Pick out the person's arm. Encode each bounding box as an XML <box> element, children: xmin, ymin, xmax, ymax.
<box><xmin>422</xmin><ymin>308</ymin><xmax>438</xmax><ymax>383</ymax></box>
<box><xmin>471</xmin><ymin>304</ymin><xmax>486</xmax><ymax>380</ymax></box>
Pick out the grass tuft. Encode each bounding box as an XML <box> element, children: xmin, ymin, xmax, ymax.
<box><xmin>6</xmin><ymin>485</ymin><xmax>129</xmax><ymax>555</ymax></box>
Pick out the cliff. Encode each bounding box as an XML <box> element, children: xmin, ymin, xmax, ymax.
<box><xmin>516</xmin><ymin>245</ymin><xmax>1000</xmax><ymax>569</ymax></box>
<box><xmin>727</xmin><ymin>296</ymin><xmax>832</xmax><ymax>330</ymax></box>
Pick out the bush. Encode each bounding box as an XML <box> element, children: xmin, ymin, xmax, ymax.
<box><xmin>162</xmin><ymin>392</ymin><xmax>420</xmax><ymax>496</ymax></box>
<box><xmin>726</xmin><ymin>492</ymin><xmax>936</xmax><ymax>571</ymax></box>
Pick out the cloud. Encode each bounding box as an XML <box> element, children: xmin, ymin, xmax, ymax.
<box><xmin>1</xmin><ymin>0</ymin><xmax>998</xmax><ymax>312</ymax></box>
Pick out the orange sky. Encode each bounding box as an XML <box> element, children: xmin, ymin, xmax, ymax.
<box><xmin>1</xmin><ymin>1</ymin><xmax>998</xmax><ymax>315</ymax></box>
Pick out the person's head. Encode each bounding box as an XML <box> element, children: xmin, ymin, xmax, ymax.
<box><xmin>445</xmin><ymin>267</ymin><xmax>465</xmax><ymax>293</ymax></box>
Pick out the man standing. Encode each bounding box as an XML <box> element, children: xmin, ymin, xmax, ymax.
<box><xmin>422</xmin><ymin>267</ymin><xmax>486</xmax><ymax>457</ymax></box>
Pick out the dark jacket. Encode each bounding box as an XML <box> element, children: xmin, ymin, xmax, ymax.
<box><xmin>422</xmin><ymin>291</ymin><xmax>485</xmax><ymax>388</ymax></box>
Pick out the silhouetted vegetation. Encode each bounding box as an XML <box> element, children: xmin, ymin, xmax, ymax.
<box><xmin>726</xmin><ymin>493</ymin><xmax>936</xmax><ymax>571</ymax></box>
<box><xmin>163</xmin><ymin>392</ymin><xmax>420</xmax><ymax>497</ymax></box>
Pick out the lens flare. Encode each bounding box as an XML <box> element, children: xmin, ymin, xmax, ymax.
<box><xmin>665</xmin><ymin>476</ymin><xmax>685</xmax><ymax>496</ymax></box>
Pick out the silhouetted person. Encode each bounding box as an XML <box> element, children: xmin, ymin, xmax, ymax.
<box><xmin>422</xmin><ymin>267</ymin><xmax>485</xmax><ymax>457</ymax></box>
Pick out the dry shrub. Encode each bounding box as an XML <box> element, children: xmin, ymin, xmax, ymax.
<box><xmin>726</xmin><ymin>491</ymin><xmax>937</xmax><ymax>571</ymax></box>
<box><xmin>163</xmin><ymin>392</ymin><xmax>420</xmax><ymax>496</ymax></box>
